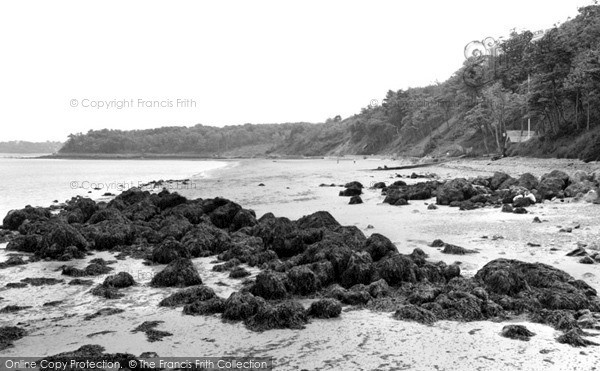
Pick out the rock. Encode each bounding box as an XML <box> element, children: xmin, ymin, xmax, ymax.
<box><xmin>570</xmin><ymin>170</ymin><xmax>591</xmax><ymax>183</ymax></box>
<box><xmin>557</xmin><ymin>329</ymin><xmax>599</xmax><ymax>347</ymax></box>
<box><xmin>212</xmin><ymin>258</ymin><xmax>241</xmax><ymax>272</ymax></box>
<box><xmin>288</xmin><ymin>265</ymin><xmax>320</xmax><ymax>295</ymax></box>
<box><xmin>372</xmin><ymin>182</ymin><xmax>386</xmax><ymax>189</ymax></box>
<box><xmin>308</xmin><ymin>298</ymin><xmax>342</xmax><ymax>318</ymax></box>
<box><xmin>62</xmin><ymin>262</ymin><xmax>113</xmax><ymax>277</ymax></box>
<box><xmin>181</xmin><ymin>223</ymin><xmax>233</xmax><ymax>257</ymax></box>
<box><xmin>539</xmin><ymin>171</ymin><xmax>569</xmax><ymax>199</ymax></box>
<box><xmin>325</xmin><ymin>284</ymin><xmax>371</xmax><ymax>305</ymax></box>
<box><xmin>364</xmin><ymin>233</ymin><xmax>397</xmax><ymax>261</ymax></box>
<box><xmin>393</xmin><ymin>304</ymin><xmax>437</xmax><ymax>324</ymax></box>
<box><xmin>183</xmin><ymin>297</ymin><xmax>226</xmax><ymax>315</ymax></box>
<box><xmin>159</xmin><ymin>285</ymin><xmax>216</xmax><ymax>307</ymax></box>
<box><xmin>231</xmin><ymin>209</ymin><xmax>258</xmax><ymax>231</ymax></box>
<box><xmin>69</xmin><ymin>279</ymin><xmax>94</xmax><ymax>286</ymax></box>
<box><xmin>222</xmin><ymin>292</ymin><xmax>267</xmax><ymax>321</ymax></box>
<box><xmin>533</xmin><ymin>217</ymin><xmax>542</xmax><ymax>223</ymax></box>
<box><xmin>20</xmin><ymin>277</ymin><xmax>63</xmax><ymax>286</ymax></box>
<box><xmin>383</xmin><ymin>181</ymin><xmax>439</xmax><ymax>204</ymax></box>
<box><xmin>150</xmin><ymin>258</ymin><xmax>202</xmax><ymax>288</ymax></box>
<box><xmin>475</xmin><ymin>259</ymin><xmax>596</xmax><ymax>311</ymax></box>
<box><xmin>131</xmin><ymin>321</ymin><xmax>173</xmax><ymax>342</ymax></box>
<box><xmin>341</xmin><ymin>251</ymin><xmax>374</xmax><ymax>288</ymax></box>
<box><xmin>40</xmin><ymin>344</ymin><xmax>138</xmax><ymax>367</ymax></box>
<box><xmin>0</xmin><ymin>256</ymin><xmax>26</xmax><ymax>269</ymax></box>
<box><xmin>513</xmin><ymin>207</ymin><xmax>528</xmax><ymax>214</ymax></box>
<box><xmin>565</xmin><ymin>181</ymin><xmax>596</xmax><ymax>198</ymax></box>
<box><xmin>368</xmin><ymin>279</ymin><xmax>390</xmax><ymax>298</ymax></box>
<box><xmin>0</xmin><ymin>326</ymin><xmax>26</xmax><ymax>351</ymax></box>
<box><xmin>244</xmin><ymin>301</ymin><xmax>308</xmax><ymax>332</ymax></box>
<box><xmin>567</xmin><ymin>246</ymin><xmax>588</xmax><ymax>256</ymax></box>
<box><xmin>210</xmin><ymin>201</ymin><xmax>242</xmax><ymax>229</ymax></box>
<box><xmin>229</xmin><ymin>266</ymin><xmax>251</xmax><ymax>279</ymax></box>
<box><xmin>444</xmin><ymin>264</ymin><xmax>461</xmax><ymax>281</ymax></box>
<box><xmin>583</xmin><ymin>190</ymin><xmax>599</xmax><ymax>203</ymax></box>
<box><xmin>501</xmin><ymin>204</ymin><xmax>513</xmax><ymax>213</ymax></box>
<box><xmin>376</xmin><ymin>254</ymin><xmax>419</xmax><ymax>285</ymax></box>
<box><xmin>490</xmin><ymin>172</ymin><xmax>512</xmax><ymax>190</ymax></box>
<box><xmin>517</xmin><ymin>173</ymin><xmax>539</xmax><ymax>190</ymax></box>
<box><xmin>339</xmin><ymin>187</ymin><xmax>362</xmax><ymax>197</ymax></box>
<box><xmin>90</xmin><ymin>285</ymin><xmax>124</xmax><ymax>299</ymax></box>
<box><xmin>501</xmin><ymin>325</ymin><xmax>536</xmax><ymax>341</ymax></box>
<box><xmin>151</xmin><ymin>237</ymin><xmax>191</xmax><ymax>264</ymax></box>
<box><xmin>258</xmin><ymin>183</ymin><xmax>265</xmax><ymax>186</ymax></box>
<box><xmin>441</xmin><ymin>243</ymin><xmax>478</xmax><ymax>255</ymax></box>
<box><xmin>427</xmin><ymin>204</ymin><xmax>438</xmax><ymax>210</ymax></box>
<box><xmin>296</xmin><ymin>211</ymin><xmax>341</xmax><ymax>230</ymax></box>
<box><xmin>251</xmin><ymin>271</ymin><xmax>290</xmax><ymax>300</ymax></box>
<box><xmin>102</xmin><ymin>272</ymin><xmax>135</xmax><ymax>288</ymax></box>
<box><xmin>579</xmin><ymin>256</ymin><xmax>595</xmax><ymax>264</ymax></box>
<box><xmin>84</xmin><ymin>308</ymin><xmax>125</xmax><ymax>321</ymax></box>
<box><xmin>349</xmin><ymin>196</ymin><xmax>363</xmax><ymax>204</ymax></box>
<box><xmin>2</xmin><ymin>206</ymin><xmax>50</xmax><ymax>231</ymax></box>
<box><xmin>0</xmin><ymin>305</ymin><xmax>32</xmax><ymax>313</ymax></box>
<box><xmin>513</xmin><ymin>196</ymin><xmax>533</xmax><ymax>208</ymax></box>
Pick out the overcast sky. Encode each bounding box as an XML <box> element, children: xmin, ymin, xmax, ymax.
<box><xmin>0</xmin><ymin>0</ymin><xmax>590</xmax><ymax>142</ymax></box>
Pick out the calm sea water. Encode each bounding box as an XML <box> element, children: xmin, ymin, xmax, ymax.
<box><xmin>0</xmin><ymin>154</ymin><xmax>228</xmax><ymax>220</ymax></box>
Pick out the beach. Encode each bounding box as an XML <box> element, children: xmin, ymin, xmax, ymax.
<box><xmin>1</xmin><ymin>156</ymin><xmax>599</xmax><ymax>370</ymax></box>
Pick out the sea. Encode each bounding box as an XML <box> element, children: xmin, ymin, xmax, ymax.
<box><xmin>0</xmin><ymin>153</ymin><xmax>228</xmax><ymax>220</ymax></box>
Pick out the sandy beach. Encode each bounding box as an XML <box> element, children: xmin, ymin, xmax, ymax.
<box><xmin>1</xmin><ymin>156</ymin><xmax>599</xmax><ymax>370</ymax></box>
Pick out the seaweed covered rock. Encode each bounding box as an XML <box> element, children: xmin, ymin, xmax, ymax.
<box><xmin>340</xmin><ymin>251</ymin><xmax>374</xmax><ymax>288</ymax></box>
<box><xmin>393</xmin><ymin>304</ymin><xmax>437</xmax><ymax>324</ymax></box>
<box><xmin>183</xmin><ymin>297</ymin><xmax>226</xmax><ymax>315</ymax></box>
<box><xmin>557</xmin><ymin>329</ymin><xmax>599</xmax><ymax>347</ymax></box>
<box><xmin>517</xmin><ymin>173</ymin><xmax>539</xmax><ymax>190</ymax></box>
<box><xmin>376</xmin><ymin>254</ymin><xmax>420</xmax><ymax>286</ymax></box>
<box><xmin>210</xmin><ymin>201</ymin><xmax>242</xmax><ymax>229</ymax></box>
<box><xmin>62</xmin><ymin>262</ymin><xmax>113</xmax><ymax>277</ymax></box>
<box><xmin>245</xmin><ymin>301</ymin><xmax>308</xmax><ymax>331</ymax></box>
<box><xmin>308</xmin><ymin>298</ymin><xmax>342</xmax><ymax>318</ymax></box>
<box><xmin>229</xmin><ymin>266</ymin><xmax>251</xmax><ymax>278</ymax></box>
<box><xmin>363</xmin><ymin>233</ymin><xmax>397</xmax><ymax>261</ymax></box>
<box><xmin>159</xmin><ymin>285</ymin><xmax>216</xmax><ymax>307</ymax></box>
<box><xmin>287</xmin><ymin>265</ymin><xmax>320</xmax><ymax>295</ymax></box>
<box><xmin>41</xmin><ymin>344</ymin><xmax>139</xmax><ymax>369</ymax></box>
<box><xmin>103</xmin><ymin>272</ymin><xmax>135</xmax><ymax>288</ymax></box>
<box><xmin>180</xmin><ymin>223</ymin><xmax>233</xmax><ymax>257</ymax></box>
<box><xmin>349</xmin><ymin>195</ymin><xmax>363</xmax><ymax>204</ymax></box>
<box><xmin>222</xmin><ymin>292</ymin><xmax>267</xmax><ymax>321</ymax></box>
<box><xmin>84</xmin><ymin>221</ymin><xmax>135</xmax><ymax>250</ymax></box>
<box><xmin>325</xmin><ymin>284</ymin><xmax>371</xmax><ymax>305</ymax></box>
<box><xmin>296</xmin><ymin>211</ymin><xmax>341</xmax><ymax>230</ymax></box>
<box><xmin>501</xmin><ymin>324</ymin><xmax>536</xmax><ymax>341</ymax></box>
<box><xmin>475</xmin><ymin>259</ymin><xmax>598</xmax><ymax>311</ymax></box>
<box><xmin>150</xmin><ymin>258</ymin><xmax>202</xmax><ymax>288</ymax></box>
<box><xmin>2</xmin><ymin>206</ymin><xmax>50</xmax><ymax>231</ymax></box>
<box><xmin>383</xmin><ymin>181</ymin><xmax>439</xmax><ymax>205</ymax></box>
<box><xmin>251</xmin><ymin>270</ymin><xmax>290</xmax><ymax>300</ymax></box>
<box><xmin>436</xmin><ymin>178</ymin><xmax>476</xmax><ymax>205</ymax></box>
<box><xmin>0</xmin><ymin>326</ymin><xmax>26</xmax><ymax>351</ymax></box>
<box><xmin>151</xmin><ymin>237</ymin><xmax>191</xmax><ymax>264</ymax></box>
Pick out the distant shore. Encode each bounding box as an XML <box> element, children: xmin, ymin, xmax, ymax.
<box><xmin>36</xmin><ymin>153</ymin><xmax>324</xmax><ymax>160</ymax></box>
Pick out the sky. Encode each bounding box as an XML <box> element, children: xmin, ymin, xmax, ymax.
<box><xmin>0</xmin><ymin>0</ymin><xmax>591</xmax><ymax>142</ymax></box>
